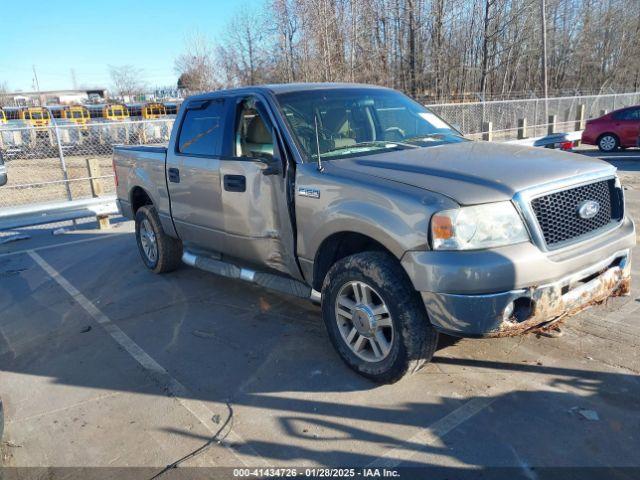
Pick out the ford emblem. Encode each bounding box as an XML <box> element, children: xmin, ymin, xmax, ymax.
<box><xmin>577</xmin><ymin>200</ymin><xmax>600</xmax><ymax>219</ymax></box>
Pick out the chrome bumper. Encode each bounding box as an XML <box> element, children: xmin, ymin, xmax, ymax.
<box><xmin>422</xmin><ymin>249</ymin><xmax>631</xmax><ymax>337</ymax></box>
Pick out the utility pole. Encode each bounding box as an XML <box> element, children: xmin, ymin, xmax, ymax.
<box><xmin>71</xmin><ymin>68</ymin><xmax>78</xmax><ymax>90</ymax></box>
<box><xmin>32</xmin><ymin>64</ymin><xmax>42</xmax><ymax>105</ymax></box>
<box><xmin>540</xmin><ymin>0</ymin><xmax>549</xmax><ymax>121</ymax></box>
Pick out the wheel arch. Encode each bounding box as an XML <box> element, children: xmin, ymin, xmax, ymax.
<box><xmin>129</xmin><ymin>186</ymin><xmax>154</xmax><ymax>214</ymax></box>
<box><xmin>312</xmin><ymin>231</ymin><xmax>401</xmax><ymax>292</ymax></box>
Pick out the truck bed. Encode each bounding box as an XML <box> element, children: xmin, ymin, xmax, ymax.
<box><xmin>113</xmin><ymin>144</ymin><xmax>169</xmax><ymax>219</ymax></box>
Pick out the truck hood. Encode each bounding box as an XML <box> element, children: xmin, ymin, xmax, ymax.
<box><xmin>328</xmin><ymin>141</ymin><xmax>615</xmax><ymax>205</ymax></box>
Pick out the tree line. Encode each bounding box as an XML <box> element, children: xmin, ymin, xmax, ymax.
<box><xmin>175</xmin><ymin>0</ymin><xmax>640</xmax><ymax>102</ymax></box>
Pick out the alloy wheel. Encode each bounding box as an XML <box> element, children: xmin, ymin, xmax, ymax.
<box><xmin>335</xmin><ymin>281</ymin><xmax>394</xmax><ymax>362</ymax></box>
<box><xmin>139</xmin><ymin>218</ymin><xmax>158</xmax><ymax>264</ymax></box>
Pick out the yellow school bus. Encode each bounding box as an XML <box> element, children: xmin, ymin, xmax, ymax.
<box><xmin>61</xmin><ymin>104</ymin><xmax>91</xmax><ymax>127</ymax></box>
<box><xmin>19</xmin><ymin>107</ymin><xmax>51</xmax><ymax>128</ymax></box>
<box><xmin>141</xmin><ymin>102</ymin><xmax>167</xmax><ymax>119</ymax></box>
<box><xmin>103</xmin><ymin>103</ymin><xmax>130</xmax><ymax>121</ymax></box>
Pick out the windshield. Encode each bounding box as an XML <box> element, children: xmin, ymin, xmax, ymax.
<box><xmin>108</xmin><ymin>106</ymin><xmax>127</xmax><ymax>118</ymax></box>
<box><xmin>276</xmin><ymin>88</ymin><xmax>464</xmax><ymax>161</ymax></box>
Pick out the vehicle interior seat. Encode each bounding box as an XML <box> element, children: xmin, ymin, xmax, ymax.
<box><xmin>322</xmin><ymin>108</ymin><xmax>356</xmax><ymax>149</ymax></box>
<box><xmin>241</xmin><ymin>115</ymin><xmax>274</xmax><ymax>157</ymax></box>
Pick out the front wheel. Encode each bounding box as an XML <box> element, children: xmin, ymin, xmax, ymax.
<box><xmin>598</xmin><ymin>134</ymin><xmax>619</xmax><ymax>152</ymax></box>
<box><xmin>321</xmin><ymin>251</ymin><xmax>438</xmax><ymax>383</ymax></box>
<box><xmin>135</xmin><ymin>205</ymin><xmax>182</xmax><ymax>273</ymax></box>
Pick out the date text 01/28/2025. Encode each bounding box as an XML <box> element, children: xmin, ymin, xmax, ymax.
<box><xmin>232</xmin><ymin>467</ymin><xmax>400</xmax><ymax>477</ymax></box>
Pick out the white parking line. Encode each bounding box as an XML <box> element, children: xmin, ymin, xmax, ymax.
<box><xmin>0</xmin><ymin>233</ymin><xmax>122</xmax><ymax>259</ymax></box>
<box><xmin>369</xmin><ymin>396</ymin><xmax>497</xmax><ymax>467</ymax></box>
<box><xmin>27</xmin><ymin>249</ymin><xmax>266</xmax><ymax>467</ymax></box>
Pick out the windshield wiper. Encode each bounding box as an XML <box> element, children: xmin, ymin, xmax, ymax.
<box><xmin>324</xmin><ymin>140</ymin><xmax>417</xmax><ymax>154</ymax></box>
<box><xmin>403</xmin><ymin>132</ymin><xmax>465</xmax><ymax>143</ymax></box>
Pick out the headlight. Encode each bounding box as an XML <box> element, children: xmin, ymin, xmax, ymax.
<box><xmin>431</xmin><ymin>201</ymin><xmax>529</xmax><ymax>250</ymax></box>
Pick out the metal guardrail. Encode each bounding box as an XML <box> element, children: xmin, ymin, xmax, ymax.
<box><xmin>0</xmin><ymin>195</ymin><xmax>118</xmax><ymax>230</ymax></box>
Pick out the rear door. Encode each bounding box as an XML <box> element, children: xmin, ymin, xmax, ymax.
<box><xmin>612</xmin><ymin>108</ymin><xmax>640</xmax><ymax>147</ymax></box>
<box><xmin>166</xmin><ymin>97</ymin><xmax>227</xmax><ymax>250</ymax></box>
<box><xmin>218</xmin><ymin>95</ymin><xmax>299</xmax><ymax>277</ymax></box>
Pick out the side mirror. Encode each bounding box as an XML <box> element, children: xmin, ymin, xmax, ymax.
<box><xmin>250</xmin><ymin>139</ymin><xmax>284</xmax><ymax>176</ymax></box>
<box><xmin>254</xmin><ymin>154</ymin><xmax>282</xmax><ymax>176</ymax></box>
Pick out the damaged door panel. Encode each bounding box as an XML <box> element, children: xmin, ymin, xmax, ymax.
<box><xmin>218</xmin><ymin>95</ymin><xmax>300</xmax><ymax>278</ymax></box>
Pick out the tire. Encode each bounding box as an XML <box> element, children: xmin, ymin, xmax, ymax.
<box><xmin>135</xmin><ymin>205</ymin><xmax>182</xmax><ymax>274</ymax></box>
<box><xmin>321</xmin><ymin>251</ymin><xmax>438</xmax><ymax>383</ymax></box>
<box><xmin>598</xmin><ymin>134</ymin><xmax>619</xmax><ymax>152</ymax></box>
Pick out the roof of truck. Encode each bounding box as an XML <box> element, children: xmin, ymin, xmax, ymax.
<box><xmin>187</xmin><ymin>82</ymin><xmax>392</xmax><ymax>101</ymax></box>
<box><xmin>261</xmin><ymin>82</ymin><xmax>391</xmax><ymax>94</ymax></box>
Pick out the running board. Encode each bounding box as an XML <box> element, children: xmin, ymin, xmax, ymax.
<box><xmin>182</xmin><ymin>251</ymin><xmax>321</xmax><ymax>302</ymax></box>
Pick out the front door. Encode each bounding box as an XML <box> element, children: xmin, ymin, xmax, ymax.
<box><xmin>218</xmin><ymin>96</ymin><xmax>299</xmax><ymax>278</ymax></box>
<box><xmin>166</xmin><ymin>98</ymin><xmax>227</xmax><ymax>250</ymax></box>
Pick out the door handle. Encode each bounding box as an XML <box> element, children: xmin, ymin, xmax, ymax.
<box><xmin>223</xmin><ymin>174</ymin><xmax>246</xmax><ymax>192</ymax></box>
<box><xmin>168</xmin><ymin>168</ymin><xmax>180</xmax><ymax>183</ymax></box>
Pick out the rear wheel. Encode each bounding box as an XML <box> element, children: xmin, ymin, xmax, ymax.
<box><xmin>135</xmin><ymin>205</ymin><xmax>182</xmax><ymax>273</ymax></box>
<box><xmin>598</xmin><ymin>134</ymin><xmax>619</xmax><ymax>152</ymax></box>
<box><xmin>321</xmin><ymin>251</ymin><xmax>438</xmax><ymax>383</ymax></box>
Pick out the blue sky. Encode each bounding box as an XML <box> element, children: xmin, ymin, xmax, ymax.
<box><xmin>0</xmin><ymin>0</ymin><xmax>264</xmax><ymax>92</ymax></box>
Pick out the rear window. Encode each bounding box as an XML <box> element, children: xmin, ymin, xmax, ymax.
<box><xmin>178</xmin><ymin>99</ymin><xmax>225</xmax><ymax>156</ymax></box>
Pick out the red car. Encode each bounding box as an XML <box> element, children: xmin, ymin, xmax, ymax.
<box><xmin>581</xmin><ymin>105</ymin><xmax>640</xmax><ymax>152</ymax></box>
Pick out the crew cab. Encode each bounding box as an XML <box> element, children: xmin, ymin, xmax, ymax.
<box><xmin>114</xmin><ymin>84</ymin><xmax>635</xmax><ymax>383</ymax></box>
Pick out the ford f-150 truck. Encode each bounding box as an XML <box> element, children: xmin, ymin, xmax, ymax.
<box><xmin>114</xmin><ymin>83</ymin><xmax>635</xmax><ymax>383</ymax></box>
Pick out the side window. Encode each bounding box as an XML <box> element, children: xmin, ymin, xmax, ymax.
<box><xmin>613</xmin><ymin>109</ymin><xmax>639</xmax><ymax>121</ymax></box>
<box><xmin>178</xmin><ymin>99</ymin><xmax>225</xmax><ymax>156</ymax></box>
<box><xmin>235</xmin><ymin>99</ymin><xmax>274</xmax><ymax>159</ymax></box>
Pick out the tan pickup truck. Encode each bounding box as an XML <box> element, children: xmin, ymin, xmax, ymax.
<box><xmin>114</xmin><ymin>83</ymin><xmax>635</xmax><ymax>383</ymax></box>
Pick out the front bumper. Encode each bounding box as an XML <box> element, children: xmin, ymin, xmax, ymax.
<box><xmin>402</xmin><ymin>216</ymin><xmax>636</xmax><ymax>337</ymax></box>
<box><xmin>421</xmin><ymin>249</ymin><xmax>630</xmax><ymax>336</ymax></box>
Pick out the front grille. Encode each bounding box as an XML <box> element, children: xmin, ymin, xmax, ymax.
<box><xmin>531</xmin><ymin>179</ymin><xmax>623</xmax><ymax>248</ymax></box>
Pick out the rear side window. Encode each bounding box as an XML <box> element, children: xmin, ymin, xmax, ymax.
<box><xmin>613</xmin><ymin>108</ymin><xmax>640</xmax><ymax>120</ymax></box>
<box><xmin>178</xmin><ymin>99</ymin><xmax>225</xmax><ymax>156</ymax></box>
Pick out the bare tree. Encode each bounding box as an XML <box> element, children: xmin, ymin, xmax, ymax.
<box><xmin>179</xmin><ymin>0</ymin><xmax>640</xmax><ymax>101</ymax></box>
<box><xmin>174</xmin><ymin>33</ymin><xmax>219</xmax><ymax>92</ymax></box>
<box><xmin>0</xmin><ymin>81</ymin><xmax>10</xmax><ymax>106</ymax></box>
<box><xmin>108</xmin><ymin>65</ymin><xmax>147</xmax><ymax>99</ymax></box>
<box><xmin>216</xmin><ymin>8</ymin><xmax>271</xmax><ymax>87</ymax></box>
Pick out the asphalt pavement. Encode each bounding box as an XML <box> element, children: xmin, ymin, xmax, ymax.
<box><xmin>1</xmin><ymin>148</ymin><xmax>639</xmax><ymax>475</ymax></box>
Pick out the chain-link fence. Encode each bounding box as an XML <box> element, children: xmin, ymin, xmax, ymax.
<box><xmin>428</xmin><ymin>92</ymin><xmax>640</xmax><ymax>141</ymax></box>
<box><xmin>1</xmin><ymin>92</ymin><xmax>639</xmax><ymax>220</ymax></box>
<box><xmin>0</xmin><ymin>118</ymin><xmax>174</xmax><ymax>210</ymax></box>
